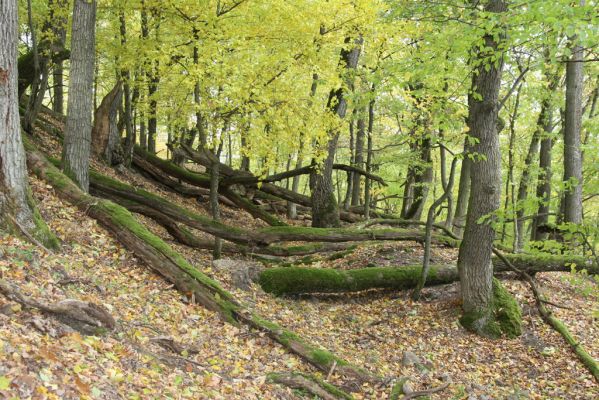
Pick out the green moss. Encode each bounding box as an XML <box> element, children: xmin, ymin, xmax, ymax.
<box><xmin>88</xmin><ymin>169</ymin><xmax>247</xmax><ymax>237</ymax></box>
<box><xmin>491</xmin><ymin>278</ymin><xmax>522</xmax><ymax>338</ymax></box>
<box><xmin>26</xmin><ymin>188</ymin><xmax>60</xmax><ymax>250</ymax></box>
<box><xmin>258</xmin><ymin>265</ymin><xmax>453</xmax><ymax>296</ymax></box>
<box><xmin>460</xmin><ymin>278</ymin><xmax>521</xmax><ymax>339</ymax></box>
<box><xmin>309</xmin><ymin>349</ymin><xmax>347</xmax><ymax>367</ymax></box>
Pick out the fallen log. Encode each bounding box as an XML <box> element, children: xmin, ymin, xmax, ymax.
<box><xmin>257</xmin><ymin>226</ymin><xmax>460</xmax><ymax>247</ymax></box>
<box><xmin>175</xmin><ymin>144</ymin><xmax>363</xmax><ymax>223</ymax></box>
<box><xmin>26</xmin><ymin>141</ymin><xmax>378</xmax><ymax>385</ymax></box>
<box><xmin>87</xmin><ymin>170</ymin><xmax>269</xmax><ymax>246</ymax></box>
<box><xmin>132</xmin><ymin>154</ymin><xmax>235</xmax><ymax>206</ymax></box>
<box><xmin>85</xmin><ymin>164</ymin><xmax>461</xmax><ymax>248</ymax></box>
<box><xmin>132</xmin><ymin>148</ymin><xmax>285</xmax><ymax>226</ymax></box>
<box><xmin>257</xmin><ymin>254</ymin><xmax>599</xmax><ymax>296</ymax></box>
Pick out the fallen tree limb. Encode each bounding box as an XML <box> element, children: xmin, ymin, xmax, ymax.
<box><xmin>0</xmin><ymin>279</ymin><xmax>115</xmax><ymax>335</ymax></box>
<box><xmin>174</xmin><ymin>144</ymin><xmax>363</xmax><ymax>222</ymax></box>
<box><xmin>492</xmin><ymin>249</ymin><xmax>599</xmax><ymax>382</ymax></box>
<box><xmin>26</xmin><ymin>141</ymin><xmax>378</xmax><ymax>386</ymax></box>
<box><xmin>132</xmin><ymin>148</ymin><xmax>285</xmax><ymax>226</ymax></box>
<box><xmin>220</xmin><ymin>161</ymin><xmax>386</xmax><ymax>187</ymax></box>
<box><xmin>257</xmin><ymin>254</ymin><xmax>599</xmax><ymax>296</ymax></box>
<box><xmin>267</xmin><ymin>372</ymin><xmax>354</xmax><ymax>400</ymax></box>
<box><xmin>132</xmin><ymin>154</ymin><xmax>235</xmax><ymax>206</ymax></box>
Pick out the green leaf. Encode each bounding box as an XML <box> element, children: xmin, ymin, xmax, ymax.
<box><xmin>0</xmin><ymin>376</ymin><xmax>11</xmax><ymax>390</ymax></box>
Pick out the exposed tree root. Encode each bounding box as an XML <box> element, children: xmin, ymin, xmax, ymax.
<box><xmin>0</xmin><ymin>279</ymin><xmax>115</xmax><ymax>335</ymax></box>
<box><xmin>492</xmin><ymin>249</ymin><xmax>599</xmax><ymax>382</ymax></box>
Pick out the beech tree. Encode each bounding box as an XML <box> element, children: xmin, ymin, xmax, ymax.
<box><xmin>62</xmin><ymin>0</ymin><xmax>97</xmax><ymax>192</ymax></box>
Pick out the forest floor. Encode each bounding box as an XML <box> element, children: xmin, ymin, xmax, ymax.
<box><xmin>0</xmin><ymin>122</ymin><xmax>598</xmax><ymax>399</ymax></box>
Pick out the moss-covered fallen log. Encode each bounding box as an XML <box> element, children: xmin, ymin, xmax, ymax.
<box><xmin>258</xmin><ymin>254</ymin><xmax>598</xmax><ymax>296</ymax></box>
<box><xmin>258</xmin><ymin>226</ymin><xmax>460</xmax><ymax>247</ymax></box>
<box><xmin>86</xmin><ymin>165</ymin><xmax>461</xmax><ymax>248</ymax></box>
<box><xmin>26</xmin><ymin>142</ymin><xmax>379</xmax><ymax>386</ymax></box>
<box><xmin>151</xmin><ymin>144</ymin><xmax>362</xmax><ymax>223</ymax></box>
<box><xmin>114</xmin><ymin>199</ymin><xmax>357</xmax><ymax>258</ymax></box>
<box><xmin>87</xmin><ymin>170</ymin><xmax>270</xmax><ymax>246</ymax></box>
<box><xmin>132</xmin><ymin>148</ymin><xmax>286</xmax><ymax>226</ymax></box>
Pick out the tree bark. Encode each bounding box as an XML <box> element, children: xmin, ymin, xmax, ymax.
<box><xmin>453</xmin><ymin>141</ymin><xmax>470</xmax><ymax>236</ymax></box>
<box><xmin>62</xmin><ymin>0</ymin><xmax>96</xmax><ymax>192</ymax></box>
<box><xmin>351</xmin><ymin>114</ymin><xmax>366</xmax><ymax>206</ymax></box>
<box><xmin>0</xmin><ymin>2</ymin><xmax>57</xmax><ymax>249</ymax></box>
<box><xmin>91</xmin><ymin>82</ymin><xmax>124</xmax><ymax>165</ymax></box>
<box><xmin>457</xmin><ymin>0</ymin><xmax>510</xmax><ymax>337</ymax></box>
<box><xmin>0</xmin><ymin>1</ymin><xmax>38</xmax><ymax>238</ymax></box>
<box><xmin>364</xmin><ymin>91</ymin><xmax>375</xmax><ymax>219</ymax></box>
<box><xmin>562</xmin><ymin>26</ymin><xmax>584</xmax><ymax>224</ymax></box>
<box><xmin>51</xmin><ymin>0</ymin><xmax>68</xmax><ymax>115</ymax></box>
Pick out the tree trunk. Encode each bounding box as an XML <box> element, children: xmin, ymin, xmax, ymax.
<box><xmin>562</xmin><ymin>28</ymin><xmax>584</xmax><ymax>224</ymax></box>
<box><xmin>210</xmin><ymin>152</ymin><xmax>222</xmax><ymax>259</ymax></box>
<box><xmin>62</xmin><ymin>0</ymin><xmax>96</xmax><ymax>192</ymax></box>
<box><xmin>453</xmin><ymin>141</ymin><xmax>470</xmax><ymax>236</ymax></box>
<box><xmin>364</xmin><ymin>93</ymin><xmax>375</xmax><ymax>219</ymax></box>
<box><xmin>401</xmin><ymin>136</ymin><xmax>433</xmax><ymax>221</ymax></box>
<box><xmin>0</xmin><ymin>2</ymin><xmax>57</xmax><ymax>248</ymax></box>
<box><xmin>91</xmin><ymin>82</ymin><xmax>123</xmax><ymax>166</ymax></box>
<box><xmin>503</xmin><ymin>82</ymin><xmax>522</xmax><ymax>247</ymax></box>
<box><xmin>51</xmin><ymin>0</ymin><xmax>68</xmax><ymax>115</ymax></box>
<box><xmin>352</xmin><ymin>115</ymin><xmax>366</xmax><ymax>206</ymax></box>
<box><xmin>457</xmin><ymin>0</ymin><xmax>515</xmax><ymax>338</ymax></box>
<box><xmin>343</xmin><ymin>116</ymin><xmax>355</xmax><ymax>211</ymax></box>
<box><xmin>119</xmin><ymin>11</ymin><xmax>135</xmax><ymax>166</ymax></box>
<box><xmin>310</xmin><ymin>36</ymin><xmax>362</xmax><ymax>228</ymax></box>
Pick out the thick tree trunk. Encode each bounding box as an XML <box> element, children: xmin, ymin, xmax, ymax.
<box><xmin>0</xmin><ymin>3</ymin><xmax>57</xmax><ymax>248</ymax></box>
<box><xmin>562</xmin><ymin>32</ymin><xmax>584</xmax><ymax>224</ymax></box>
<box><xmin>310</xmin><ymin>36</ymin><xmax>362</xmax><ymax>228</ymax></box>
<box><xmin>0</xmin><ymin>2</ymin><xmax>36</xmax><ymax>238</ymax></box>
<box><xmin>457</xmin><ymin>0</ymin><xmax>514</xmax><ymax>338</ymax></box>
<box><xmin>62</xmin><ymin>0</ymin><xmax>96</xmax><ymax>192</ymax></box>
